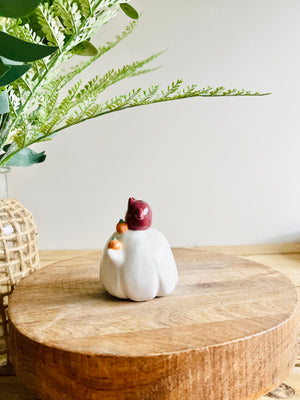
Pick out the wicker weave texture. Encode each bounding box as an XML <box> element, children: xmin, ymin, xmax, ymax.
<box><xmin>0</xmin><ymin>198</ymin><xmax>39</xmax><ymax>365</ymax></box>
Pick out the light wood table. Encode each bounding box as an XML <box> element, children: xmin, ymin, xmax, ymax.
<box><xmin>1</xmin><ymin>244</ymin><xmax>299</xmax><ymax>400</ymax></box>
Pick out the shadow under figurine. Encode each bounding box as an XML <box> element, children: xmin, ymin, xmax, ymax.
<box><xmin>100</xmin><ymin>198</ymin><xmax>178</xmax><ymax>301</ymax></box>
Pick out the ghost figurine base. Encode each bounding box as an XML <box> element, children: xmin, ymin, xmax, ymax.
<box><xmin>100</xmin><ymin>198</ymin><xmax>178</xmax><ymax>302</ymax></box>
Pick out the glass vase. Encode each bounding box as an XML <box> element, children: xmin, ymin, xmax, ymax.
<box><xmin>0</xmin><ymin>167</ymin><xmax>9</xmax><ymax>200</ymax></box>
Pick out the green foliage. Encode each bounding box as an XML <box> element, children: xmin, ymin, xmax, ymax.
<box><xmin>71</xmin><ymin>40</ymin><xmax>98</xmax><ymax>56</ymax></box>
<box><xmin>0</xmin><ymin>0</ymin><xmax>42</xmax><ymax>17</ymax></box>
<box><xmin>62</xmin><ymin>82</ymin><xmax>268</xmax><ymax>128</ymax></box>
<box><xmin>5</xmin><ymin>147</ymin><xmax>46</xmax><ymax>166</ymax></box>
<box><xmin>0</xmin><ymin>57</ymin><xmax>31</xmax><ymax>86</ymax></box>
<box><xmin>120</xmin><ymin>3</ymin><xmax>139</xmax><ymax>19</ymax></box>
<box><xmin>35</xmin><ymin>3</ymin><xmax>66</xmax><ymax>48</ymax></box>
<box><xmin>0</xmin><ymin>91</ymin><xmax>9</xmax><ymax>114</ymax></box>
<box><xmin>0</xmin><ymin>0</ymin><xmax>58</xmax><ymax>98</ymax></box>
<box><xmin>0</xmin><ymin>0</ymin><xmax>268</xmax><ymax>167</ymax></box>
<box><xmin>0</xmin><ymin>31</ymin><xmax>58</xmax><ymax>62</ymax></box>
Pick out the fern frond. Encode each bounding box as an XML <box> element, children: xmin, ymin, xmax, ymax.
<box><xmin>3</xmin><ymin>4</ymin><xmax>136</xmax><ymax>141</ymax></box>
<box><xmin>41</xmin><ymin>51</ymin><xmax>163</xmax><ymax>129</ymax></box>
<box><xmin>71</xmin><ymin>51</ymin><xmax>163</xmax><ymax>106</ymax></box>
<box><xmin>104</xmin><ymin>88</ymin><xmax>142</xmax><ymax>110</ymax></box>
<box><xmin>54</xmin><ymin>0</ymin><xmax>82</xmax><ymax>34</ymax></box>
<box><xmin>8</xmin><ymin>89</ymin><xmax>21</xmax><ymax>118</ymax></box>
<box><xmin>36</xmin><ymin>3</ymin><xmax>65</xmax><ymax>48</ymax></box>
<box><xmin>58</xmin><ymin>20</ymin><xmax>138</xmax><ymax>89</ymax></box>
<box><xmin>37</xmin><ymin>91</ymin><xmax>60</xmax><ymax>124</ymax></box>
<box><xmin>66</xmin><ymin>102</ymin><xmax>99</xmax><ymax>125</ymax></box>
<box><xmin>0</xmin><ymin>0</ymin><xmax>268</xmax><ymax>167</ymax></box>
<box><xmin>40</xmin><ymin>80</ymin><xmax>82</xmax><ymax>134</ymax></box>
<box><xmin>11</xmin><ymin>123</ymin><xmax>27</xmax><ymax>148</ymax></box>
<box><xmin>81</xmin><ymin>4</ymin><xmax>120</xmax><ymax>40</ymax></box>
<box><xmin>39</xmin><ymin>76</ymin><xmax>65</xmax><ymax>110</ymax></box>
<box><xmin>74</xmin><ymin>0</ymin><xmax>91</xmax><ymax>17</ymax></box>
<box><xmin>137</xmin><ymin>85</ymin><xmax>160</xmax><ymax>103</ymax></box>
<box><xmin>32</xmin><ymin>48</ymin><xmax>164</xmax><ymax>135</ymax></box>
<box><xmin>0</xmin><ymin>114</ymin><xmax>11</xmax><ymax>150</ymax></box>
<box><xmin>130</xmin><ymin>66</ymin><xmax>162</xmax><ymax>78</ymax></box>
<box><xmin>0</xmin><ymin>17</ymin><xmax>19</xmax><ymax>32</ymax></box>
<box><xmin>10</xmin><ymin>69</ymin><xmax>36</xmax><ymax>102</ymax></box>
<box><xmin>11</xmin><ymin>121</ymin><xmax>39</xmax><ymax>148</ymax></box>
<box><xmin>48</xmin><ymin>81</ymin><xmax>268</xmax><ymax>134</ymax></box>
<box><xmin>18</xmin><ymin>78</ymin><xmax>33</xmax><ymax>95</ymax></box>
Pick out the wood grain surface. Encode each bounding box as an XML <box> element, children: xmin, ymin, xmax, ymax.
<box><xmin>8</xmin><ymin>248</ymin><xmax>298</xmax><ymax>400</ymax></box>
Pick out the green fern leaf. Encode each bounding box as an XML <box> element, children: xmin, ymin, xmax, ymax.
<box><xmin>36</xmin><ymin>3</ymin><xmax>65</xmax><ymax>48</ymax></box>
<box><xmin>40</xmin><ymin>80</ymin><xmax>82</xmax><ymax>133</ymax></box>
<box><xmin>8</xmin><ymin>88</ymin><xmax>22</xmax><ymax>117</ymax></box>
<box><xmin>53</xmin><ymin>0</ymin><xmax>82</xmax><ymax>34</ymax></box>
<box><xmin>51</xmin><ymin>81</ymin><xmax>267</xmax><ymax>130</ymax></box>
<box><xmin>58</xmin><ymin>20</ymin><xmax>138</xmax><ymax>89</ymax></box>
<box><xmin>69</xmin><ymin>51</ymin><xmax>163</xmax><ymax>108</ymax></box>
<box><xmin>74</xmin><ymin>0</ymin><xmax>91</xmax><ymax>18</ymax></box>
<box><xmin>66</xmin><ymin>102</ymin><xmax>98</xmax><ymax>125</ymax></box>
<box><xmin>11</xmin><ymin>121</ymin><xmax>39</xmax><ymax>148</ymax></box>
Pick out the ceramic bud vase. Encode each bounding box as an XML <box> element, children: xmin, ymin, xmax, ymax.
<box><xmin>0</xmin><ymin>167</ymin><xmax>40</xmax><ymax>372</ymax></box>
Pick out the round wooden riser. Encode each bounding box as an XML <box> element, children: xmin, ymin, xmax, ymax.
<box><xmin>9</xmin><ymin>249</ymin><xmax>298</xmax><ymax>400</ymax></box>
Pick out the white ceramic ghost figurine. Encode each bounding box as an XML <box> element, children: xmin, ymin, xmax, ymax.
<box><xmin>100</xmin><ymin>197</ymin><xmax>178</xmax><ymax>301</ymax></box>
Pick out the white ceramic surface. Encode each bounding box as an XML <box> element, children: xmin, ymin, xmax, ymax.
<box><xmin>100</xmin><ymin>228</ymin><xmax>178</xmax><ymax>301</ymax></box>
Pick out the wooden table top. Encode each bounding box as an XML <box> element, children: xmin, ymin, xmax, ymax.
<box><xmin>1</xmin><ymin>244</ymin><xmax>300</xmax><ymax>400</ymax></box>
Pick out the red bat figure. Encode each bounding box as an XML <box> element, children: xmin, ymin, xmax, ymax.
<box><xmin>125</xmin><ymin>197</ymin><xmax>152</xmax><ymax>230</ymax></box>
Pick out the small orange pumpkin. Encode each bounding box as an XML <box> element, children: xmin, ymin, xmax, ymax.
<box><xmin>116</xmin><ymin>219</ymin><xmax>128</xmax><ymax>234</ymax></box>
<box><xmin>108</xmin><ymin>237</ymin><xmax>121</xmax><ymax>250</ymax></box>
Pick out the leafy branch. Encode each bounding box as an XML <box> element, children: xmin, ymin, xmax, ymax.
<box><xmin>45</xmin><ymin>82</ymin><xmax>271</xmax><ymax>136</ymax></box>
<box><xmin>0</xmin><ymin>0</ymin><xmax>269</xmax><ymax>167</ymax></box>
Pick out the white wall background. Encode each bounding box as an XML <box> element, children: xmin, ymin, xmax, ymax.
<box><xmin>9</xmin><ymin>0</ymin><xmax>300</xmax><ymax>249</ymax></box>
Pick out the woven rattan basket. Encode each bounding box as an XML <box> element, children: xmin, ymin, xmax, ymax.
<box><xmin>0</xmin><ymin>198</ymin><xmax>39</xmax><ymax>368</ymax></box>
